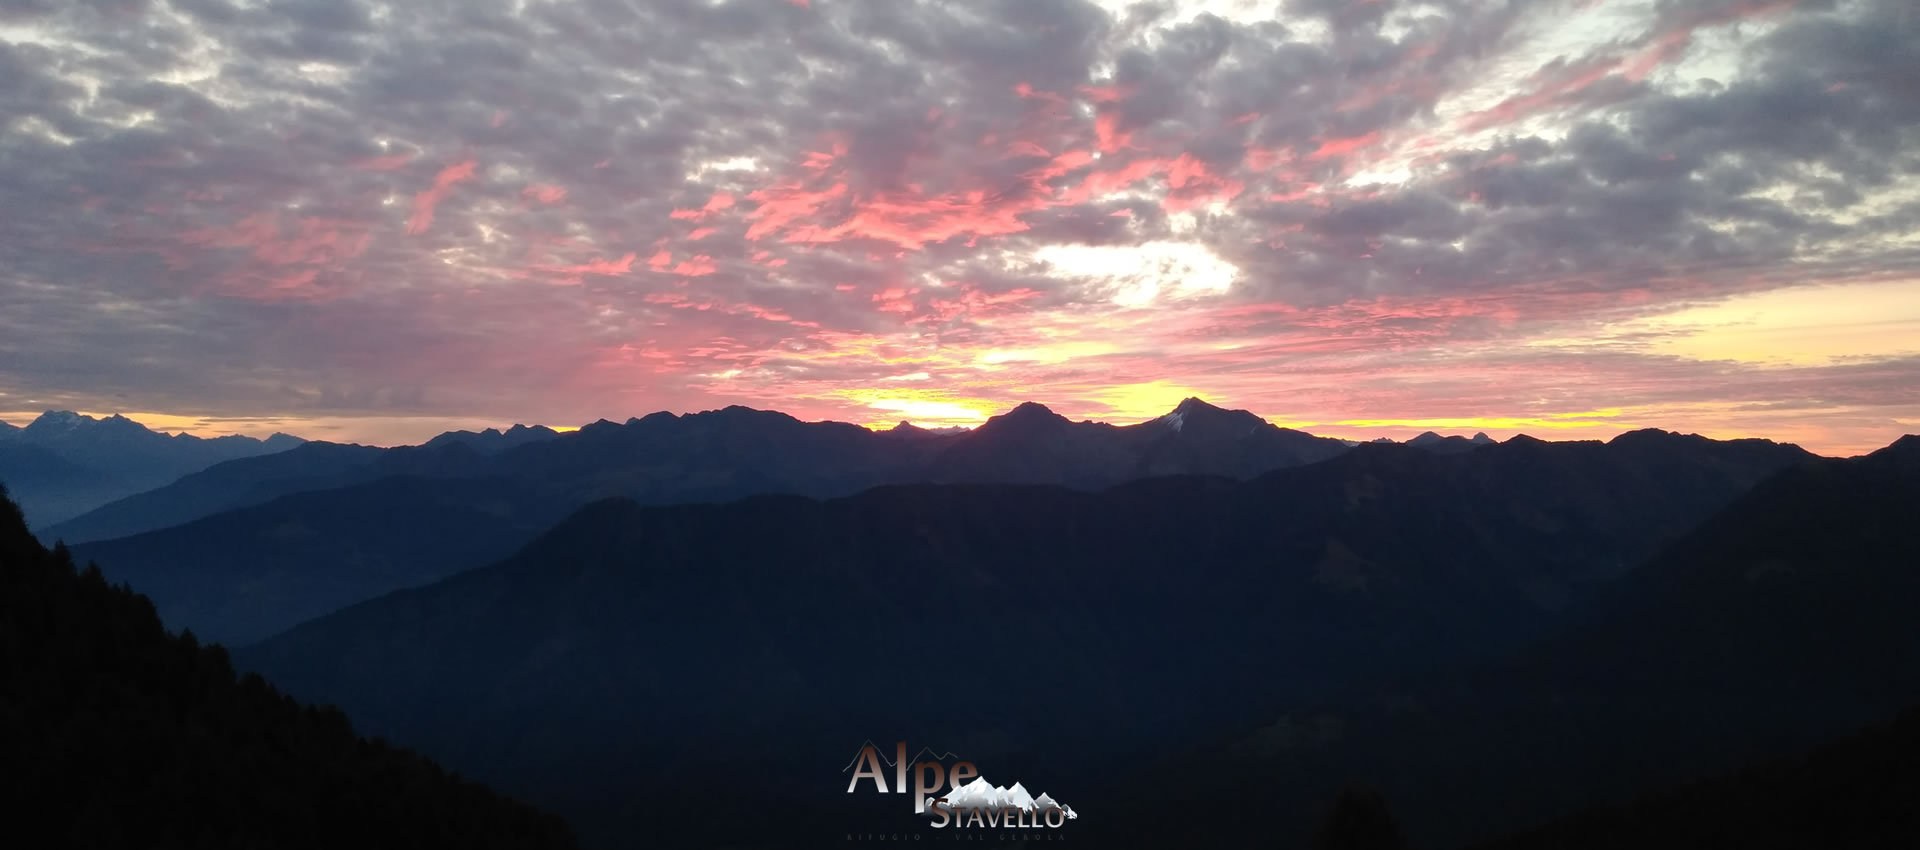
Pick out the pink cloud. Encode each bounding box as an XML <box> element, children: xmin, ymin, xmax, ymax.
<box><xmin>523</xmin><ymin>183</ymin><xmax>568</xmax><ymax>205</ymax></box>
<box><xmin>536</xmin><ymin>252</ymin><xmax>636</xmax><ymax>283</ymax></box>
<box><xmin>407</xmin><ymin>159</ymin><xmax>479</xmax><ymax>235</ymax></box>
<box><xmin>1306</xmin><ymin>132</ymin><xmax>1382</xmax><ymax>161</ymax></box>
<box><xmin>671</xmin><ymin>255</ymin><xmax>717</xmax><ymax>276</ymax></box>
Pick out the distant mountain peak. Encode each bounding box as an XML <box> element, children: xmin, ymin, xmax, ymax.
<box><xmin>995</xmin><ymin>402</ymin><xmax>1066</xmax><ymax>423</ymax></box>
<box><xmin>973</xmin><ymin>402</ymin><xmax>1071</xmax><ymax>438</ymax></box>
<box><xmin>1406</xmin><ymin>430</ymin><xmax>1504</xmax><ymax>453</ymax></box>
<box><xmin>1173</xmin><ymin>396</ymin><xmax>1225</xmax><ymax>415</ymax></box>
<box><xmin>24</xmin><ymin>410</ymin><xmax>92</xmax><ymax>434</ymax></box>
<box><xmin>422</xmin><ymin>423</ymin><xmax>561</xmax><ymax>455</ymax></box>
<box><xmin>1005</xmin><ymin>401</ymin><xmax>1060</xmax><ymax>418</ymax></box>
<box><xmin>689</xmin><ymin>405</ymin><xmax>799</xmax><ymax>425</ymax></box>
<box><xmin>1156</xmin><ymin>397</ymin><xmax>1269</xmax><ymax>437</ymax></box>
<box><xmin>1608</xmin><ymin>427</ymin><xmax>1709</xmax><ymax>447</ymax></box>
<box><xmin>1864</xmin><ymin>434</ymin><xmax>1920</xmax><ymax>469</ymax></box>
<box><xmin>24</xmin><ymin>410</ymin><xmax>170</xmax><ymax>443</ymax></box>
<box><xmin>262</xmin><ymin>433</ymin><xmax>304</xmax><ymax>450</ymax></box>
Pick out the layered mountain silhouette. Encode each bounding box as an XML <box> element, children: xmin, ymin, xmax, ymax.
<box><xmin>0</xmin><ymin>441</ymin><xmax>108</xmax><ymax>530</ymax></box>
<box><xmin>0</xmin><ymin>483</ymin><xmax>574</xmax><ymax>848</ymax></box>
<box><xmin>42</xmin><ymin>441</ymin><xmax>391</xmax><ymax>544</ymax></box>
<box><xmin>1085</xmin><ymin>435</ymin><xmax>1920</xmax><ymax>848</ymax></box>
<box><xmin>48</xmin><ymin>400</ymin><xmax>1344</xmax><ymax>545</ymax></box>
<box><xmin>232</xmin><ymin>428</ymin><xmax>1816</xmax><ymax>847</ymax></box>
<box><xmin>0</xmin><ymin>411</ymin><xmax>302</xmax><ymax>527</ymax></box>
<box><xmin>70</xmin><ymin>476</ymin><xmax>577</xmax><ymax>645</ymax></box>
<box><xmin>47</xmin><ymin>401</ymin><xmax>1369</xmax><ymax>643</ymax></box>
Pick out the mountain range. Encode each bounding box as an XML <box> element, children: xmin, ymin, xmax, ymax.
<box><xmin>1085</xmin><ymin>435</ymin><xmax>1920</xmax><ymax>848</ymax></box>
<box><xmin>13</xmin><ymin>398</ymin><xmax>1911</xmax><ymax>847</ymax></box>
<box><xmin>0</xmin><ymin>411</ymin><xmax>302</xmax><ymax>527</ymax></box>
<box><xmin>46</xmin><ymin>399</ymin><xmax>1346</xmax><ymax>545</ymax></box>
<box><xmin>231</xmin><ymin>427</ymin><xmax>1821</xmax><ymax>847</ymax></box>
<box><xmin>59</xmin><ymin>399</ymin><xmax>1361</xmax><ymax>644</ymax></box>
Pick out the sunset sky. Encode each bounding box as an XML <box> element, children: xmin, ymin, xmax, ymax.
<box><xmin>1</xmin><ymin>0</ymin><xmax>1915</xmax><ymax>454</ymax></box>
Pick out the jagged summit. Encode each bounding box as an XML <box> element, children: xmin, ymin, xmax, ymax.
<box><xmin>1173</xmin><ymin>396</ymin><xmax>1225</xmax><ymax>415</ymax></box>
<box><xmin>422</xmin><ymin>423</ymin><xmax>559</xmax><ymax>455</ymax></box>
<box><xmin>1156</xmin><ymin>397</ymin><xmax>1269</xmax><ymax>437</ymax></box>
<box><xmin>23</xmin><ymin>410</ymin><xmax>97</xmax><ymax>437</ymax></box>
<box><xmin>1407</xmin><ymin>430</ymin><xmax>1504</xmax><ymax>455</ymax></box>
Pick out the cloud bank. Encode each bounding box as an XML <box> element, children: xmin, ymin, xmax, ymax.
<box><xmin>1</xmin><ymin>0</ymin><xmax>1915</xmax><ymax>452</ymax></box>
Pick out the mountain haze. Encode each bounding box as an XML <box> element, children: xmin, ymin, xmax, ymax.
<box><xmin>0</xmin><ymin>411</ymin><xmax>302</xmax><ymax>527</ymax></box>
<box><xmin>70</xmin><ymin>476</ymin><xmax>575</xmax><ymax>646</ymax></box>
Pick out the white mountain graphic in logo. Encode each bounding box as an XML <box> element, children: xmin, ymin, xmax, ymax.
<box><xmin>924</xmin><ymin>777</ymin><xmax>1077</xmax><ymax>819</ymax></box>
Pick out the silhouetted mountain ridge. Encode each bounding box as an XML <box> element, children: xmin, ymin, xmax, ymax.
<box><xmin>0</xmin><ymin>410</ymin><xmax>304</xmax><ymax>528</ymax></box>
<box><xmin>41</xmin><ymin>441</ymin><xmax>390</xmax><ymax>544</ymax></box>
<box><xmin>51</xmin><ymin>406</ymin><xmax>1812</xmax><ymax>647</ymax></box>
<box><xmin>423</xmin><ymin>423</ymin><xmax>562</xmax><ymax>454</ymax></box>
<box><xmin>70</xmin><ymin>475</ymin><xmax>573</xmax><ymax>645</ymax></box>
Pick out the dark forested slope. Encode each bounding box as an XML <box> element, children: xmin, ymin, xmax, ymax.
<box><xmin>0</xmin><ymin>484</ymin><xmax>576</xmax><ymax>849</ymax></box>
